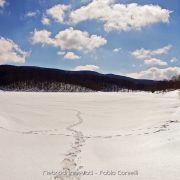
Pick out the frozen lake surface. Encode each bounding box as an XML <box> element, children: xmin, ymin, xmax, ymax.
<box><xmin>0</xmin><ymin>91</ymin><xmax>180</xmax><ymax>180</ymax></box>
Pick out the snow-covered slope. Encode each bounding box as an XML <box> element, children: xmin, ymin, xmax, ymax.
<box><xmin>0</xmin><ymin>92</ymin><xmax>180</xmax><ymax>180</ymax></box>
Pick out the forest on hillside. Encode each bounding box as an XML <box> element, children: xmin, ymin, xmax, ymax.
<box><xmin>0</xmin><ymin>65</ymin><xmax>180</xmax><ymax>92</ymax></box>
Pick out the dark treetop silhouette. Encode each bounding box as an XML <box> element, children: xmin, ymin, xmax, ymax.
<box><xmin>0</xmin><ymin>65</ymin><xmax>179</xmax><ymax>92</ymax></box>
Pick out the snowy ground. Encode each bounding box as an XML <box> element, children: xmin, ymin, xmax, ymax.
<box><xmin>0</xmin><ymin>91</ymin><xmax>180</xmax><ymax>180</ymax></box>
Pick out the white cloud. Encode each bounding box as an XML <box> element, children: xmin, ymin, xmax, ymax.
<box><xmin>31</xmin><ymin>29</ymin><xmax>55</xmax><ymax>46</ymax></box>
<box><xmin>46</xmin><ymin>4</ymin><xmax>70</xmax><ymax>23</ymax></box>
<box><xmin>127</xmin><ymin>67</ymin><xmax>180</xmax><ymax>80</ymax></box>
<box><xmin>64</xmin><ymin>52</ymin><xmax>81</xmax><ymax>60</ymax></box>
<box><xmin>170</xmin><ymin>57</ymin><xmax>177</xmax><ymax>63</ymax></box>
<box><xmin>113</xmin><ymin>48</ymin><xmax>121</xmax><ymax>53</ymax></box>
<box><xmin>74</xmin><ymin>64</ymin><xmax>99</xmax><ymax>71</ymax></box>
<box><xmin>131</xmin><ymin>45</ymin><xmax>172</xmax><ymax>66</ymax></box>
<box><xmin>54</xmin><ymin>27</ymin><xmax>107</xmax><ymax>51</ymax></box>
<box><xmin>151</xmin><ymin>45</ymin><xmax>172</xmax><ymax>55</ymax></box>
<box><xmin>0</xmin><ymin>37</ymin><xmax>30</xmax><ymax>64</ymax></box>
<box><xmin>57</xmin><ymin>51</ymin><xmax>65</xmax><ymax>55</ymax></box>
<box><xmin>70</xmin><ymin>0</ymin><xmax>171</xmax><ymax>31</ymax></box>
<box><xmin>131</xmin><ymin>45</ymin><xmax>172</xmax><ymax>60</ymax></box>
<box><xmin>0</xmin><ymin>0</ymin><xmax>6</xmax><ymax>8</ymax></box>
<box><xmin>132</xmin><ymin>48</ymin><xmax>152</xmax><ymax>59</ymax></box>
<box><xmin>41</xmin><ymin>16</ymin><xmax>50</xmax><ymax>25</ymax></box>
<box><xmin>26</xmin><ymin>11</ymin><xmax>37</xmax><ymax>17</ymax></box>
<box><xmin>144</xmin><ymin>58</ymin><xmax>167</xmax><ymax>66</ymax></box>
<box><xmin>31</xmin><ymin>27</ymin><xmax>107</xmax><ymax>52</ymax></box>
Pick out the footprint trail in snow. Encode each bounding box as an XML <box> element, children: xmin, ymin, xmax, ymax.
<box><xmin>54</xmin><ymin>110</ymin><xmax>86</xmax><ymax>180</ymax></box>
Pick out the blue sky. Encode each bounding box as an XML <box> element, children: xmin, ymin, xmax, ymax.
<box><xmin>0</xmin><ymin>0</ymin><xmax>180</xmax><ymax>80</ymax></box>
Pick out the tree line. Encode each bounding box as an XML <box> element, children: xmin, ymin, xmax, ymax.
<box><xmin>0</xmin><ymin>65</ymin><xmax>180</xmax><ymax>92</ymax></box>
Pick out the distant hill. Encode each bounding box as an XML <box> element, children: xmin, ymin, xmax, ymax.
<box><xmin>0</xmin><ymin>65</ymin><xmax>177</xmax><ymax>92</ymax></box>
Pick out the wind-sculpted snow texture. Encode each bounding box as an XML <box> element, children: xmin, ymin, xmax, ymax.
<box><xmin>0</xmin><ymin>91</ymin><xmax>180</xmax><ymax>180</ymax></box>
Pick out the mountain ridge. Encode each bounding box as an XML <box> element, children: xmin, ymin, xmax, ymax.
<box><xmin>0</xmin><ymin>65</ymin><xmax>161</xmax><ymax>92</ymax></box>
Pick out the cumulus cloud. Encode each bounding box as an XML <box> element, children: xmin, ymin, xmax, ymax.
<box><xmin>0</xmin><ymin>37</ymin><xmax>30</xmax><ymax>64</ymax></box>
<box><xmin>0</xmin><ymin>0</ymin><xmax>6</xmax><ymax>8</ymax></box>
<box><xmin>46</xmin><ymin>4</ymin><xmax>70</xmax><ymax>23</ymax></box>
<box><xmin>131</xmin><ymin>45</ymin><xmax>172</xmax><ymax>66</ymax></box>
<box><xmin>144</xmin><ymin>58</ymin><xmax>167</xmax><ymax>66</ymax></box>
<box><xmin>113</xmin><ymin>48</ymin><xmax>121</xmax><ymax>53</ymax></box>
<box><xmin>74</xmin><ymin>64</ymin><xmax>99</xmax><ymax>71</ymax></box>
<box><xmin>54</xmin><ymin>27</ymin><xmax>107</xmax><ymax>51</ymax></box>
<box><xmin>64</xmin><ymin>52</ymin><xmax>81</xmax><ymax>60</ymax></box>
<box><xmin>127</xmin><ymin>67</ymin><xmax>180</xmax><ymax>80</ymax></box>
<box><xmin>131</xmin><ymin>45</ymin><xmax>172</xmax><ymax>60</ymax></box>
<box><xmin>41</xmin><ymin>16</ymin><xmax>51</xmax><ymax>25</ymax></box>
<box><xmin>70</xmin><ymin>0</ymin><xmax>171</xmax><ymax>31</ymax></box>
<box><xmin>31</xmin><ymin>29</ymin><xmax>55</xmax><ymax>46</ymax></box>
<box><xmin>31</xmin><ymin>27</ymin><xmax>107</xmax><ymax>52</ymax></box>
